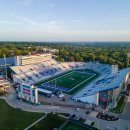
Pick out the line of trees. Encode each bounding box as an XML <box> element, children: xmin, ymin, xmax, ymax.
<box><xmin>55</xmin><ymin>46</ymin><xmax>129</xmax><ymax>68</ymax></box>
<box><xmin>0</xmin><ymin>42</ymin><xmax>130</xmax><ymax>68</ymax></box>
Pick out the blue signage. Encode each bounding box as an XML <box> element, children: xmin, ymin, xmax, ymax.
<box><xmin>18</xmin><ymin>86</ymin><xmax>21</xmax><ymax>92</ymax></box>
<box><xmin>32</xmin><ymin>89</ymin><xmax>35</xmax><ymax>97</ymax></box>
<box><xmin>23</xmin><ymin>85</ymin><xmax>30</xmax><ymax>89</ymax></box>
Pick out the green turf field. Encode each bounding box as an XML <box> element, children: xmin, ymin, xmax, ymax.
<box><xmin>29</xmin><ymin>113</ymin><xmax>66</xmax><ymax>130</ymax></box>
<box><xmin>61</xmin><ymin>121</ymin><xmax>94</xmax><ymax>130</ymax></box>
<box><xmin>40</xmin><ymin>69</ymin><xmax>99</xmax><ymax>94</ymax></box>
<box><xmin>0</xmin><ymin>99</ymin><xmax>44</xmax><ymax>130</ymax></box>
<box><xmin>47</xmin><ymin>71</ymin><xmax>94</xmax><ymax>89</ymax></box>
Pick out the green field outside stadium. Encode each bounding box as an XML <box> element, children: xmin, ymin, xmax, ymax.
<box><xmin>38</xmin><ymin>69</ymin><xmax>99</xmax><ymax>95</ymax></box>
<box><xmin>61</xmin><ymin>121</ymin><xmax>97</xmax><ymax>130</ymax></box>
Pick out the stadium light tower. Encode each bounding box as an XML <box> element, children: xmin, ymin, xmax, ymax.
<box><xmin>111</xmin><ymin>64</ymin><xmax>118</xmax><ymax>108</ymax></box>
<box><xmin>4</xmin><ymin>54</ymin><xmax>7</xmax><ymax>80</ymax></box>
<box><xmin>127</xmin><ymin>53</ymin><xmax>130</xmax><ymax>67</ymax></box>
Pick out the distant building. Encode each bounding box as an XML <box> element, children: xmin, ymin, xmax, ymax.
<box><xmin>36</xmin><ymin>46</ymin><xmax>59</xmax><ymax>54</ymax></box>
<box><xmin>14</xmin><ymin>53</ymin><xmax>52</xmax><ymax>66</ymax></box>
<box><xmin>0</xmin><ymin>75</ymin><xmax>10</xmax><ymax>91</ymax></box>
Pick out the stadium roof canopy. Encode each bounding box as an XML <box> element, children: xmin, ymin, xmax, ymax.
<box><xmin>73</xmin><ymin>67</ymin><xmax>130</xmax><ymax>98</ymax></box>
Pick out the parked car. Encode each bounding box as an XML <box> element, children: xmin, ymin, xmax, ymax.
<box><xmin>86</xmin><ymin>111</ymin><xmax>90</xmax><ymax>114</ymax></box>
<box><xmin>75</xmin><ymin>108</ymin><xmax>80</xmax><ymax>112</ymax></box>
<box><xmin>58</xmin><ymin>94</ymin><xmax>64</xmax><ymax>98</ymax></box>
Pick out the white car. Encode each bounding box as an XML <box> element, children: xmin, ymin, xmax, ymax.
<box><xmin>58</xmin><ymin>94</ymin><xmax>64</xmax><ymax>98</ymax></box>
<box><xmin>75</xmin><ymin>108</ymin><xmax>80</xmax><ymax>112</ymax></box>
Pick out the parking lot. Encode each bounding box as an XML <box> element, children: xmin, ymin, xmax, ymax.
<box><xmin>38</xmin><ymin>94</ymin><xmax>92</xmax><ymax>110</ymax></box>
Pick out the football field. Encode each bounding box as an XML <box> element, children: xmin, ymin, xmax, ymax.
<box><xmin>39</xmin><ymin>69</ymin><xmax>99</xmax><ymax>94</ymax></box>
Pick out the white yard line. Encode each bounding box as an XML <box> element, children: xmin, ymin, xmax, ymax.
<box><xmin>45</xmin><ymin>71</ymin><xmax>94</xmax><ymax>84</ymax></box>
<box><xmin>43</xmin><ymin>70</ymin><xmax>96</xmax><ymax>93</ymax></box>
<box><xmin>68</xmin><ymin>74</ymin><xmax>96</xmax><ymax>92</ymax></box>
<box><xmin>44</xmin><ymin>71</ymin><xmax>74</xmax><ymax>84</ymax></box>
<box><xmin>24</xmin><ymin>115</ymin><xmax>47</xmax><ymax>130</ymax></box>
<box><xmin>58</xmin><ymin>120</ymin><xmax>69</xmax><ymax>130</ymax></box>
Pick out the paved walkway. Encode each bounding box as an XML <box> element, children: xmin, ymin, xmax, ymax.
<box><xmin>1</xmin><ymin>94</ymin><xmax>130</xmax><ymax>130</ymax></box>
<box><xmin>24</xmin><ymin>115</ymin><xmax>47</xmax><ymax>130</ymax></box>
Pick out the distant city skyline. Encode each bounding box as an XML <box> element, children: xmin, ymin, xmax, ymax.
<box><xmin>0</xmin><ymin>0</ymin><xmax>130</xmax><ymax>41</ymax></box>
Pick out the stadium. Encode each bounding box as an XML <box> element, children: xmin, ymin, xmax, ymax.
<box><xmin>10</xmin><ymin>53</ymin><xmax>130</xmax><ymax>108</ymax></box>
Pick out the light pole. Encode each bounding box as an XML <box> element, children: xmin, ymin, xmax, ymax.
<box><xmin>112</xmin><ymin>64</ymin><xmax>118</xmax><ymax>108</ymax></box>
<box><xmin>4</xmin><ymin>54</ymin><xmax>7</xmax><ymax>80</ymax></box>
<box><xmin>127</xmin><ymin>53</ymin><xmax>130</xmax><ymax>67</ymax></box>
<box><xmin>98</xmin><ymin>122</ymin><xmax>100</xmax><ymax>130</ymax></box>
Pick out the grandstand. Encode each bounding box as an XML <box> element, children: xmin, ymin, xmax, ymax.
<box><xmin>11</xmin><ymin>60</ymin><xmax>86</xmax><ymax>85</ymax></box>
<box><xmin>10</xmin><ymin>54</ymin><xmax>130</xmax><ymax>107</ymax></box>
<box><xmin>73</xmin><ymin>64</ymin><xmax>130</xmax><ymax>107</ymax></box>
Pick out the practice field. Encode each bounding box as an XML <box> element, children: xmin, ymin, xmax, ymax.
<box><xmin>61</xmin><ymin>121</ymin><xmax>97</xmax><ymax>130</ymax></box>
<box><xmin>38</xmin><ymin>69</ymin><xmax>99</xmax><ymax>94</ymax></box>
<box><xmin>29</xmin><ymin>113</ymin><xmax>66</xmax><ymax>130</ymax></box>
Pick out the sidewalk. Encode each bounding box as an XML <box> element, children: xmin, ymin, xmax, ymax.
<box><xmin>24</xmin><ymin>115</ymin><xmax>47</xmax><ymax>130</ymax></box>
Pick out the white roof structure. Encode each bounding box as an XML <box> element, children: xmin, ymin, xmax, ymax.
<box><xmin>73</xmin><ymin>67</ymin><xmax>130</xmax><ymax>99</ymax></box>
<box><xmin>38</xmin><ymin>88</ymin><xmax>52</xmax><ymax>94</ymax></box>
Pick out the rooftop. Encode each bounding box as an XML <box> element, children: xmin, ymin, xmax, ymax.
<box><xmin>73</xmin><ymin>67</ymin><xmax>130</xmax><ymax>98</ymax></box>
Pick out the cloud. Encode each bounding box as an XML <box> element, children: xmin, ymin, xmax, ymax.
<box><xmin>0</xmin><ymin>21</ymin><xmax>20</xmax><ymax>24</ymax></box>
<box><xmin>60</xmin><ymin>30</ymin><xmax>130</xmax><ymax>36</ymax></box>
<box><xmin>45</xmin><ymin>3</ymin><xmax>55</xmax><ymax>7</ymax></box>
<box><xmin>48</xmin><ymin>20</ymin><xmax>64</xmax><ymax>25</ymax></box>
<box><xmin>17</xmin><ymin>0</ymin><xmax>32</xmax><ymax>7</ymax></box>
<box><xmin>44</xmin><ymin>20</ymin><xmax>64</xmax><ymax>31</ymax></box>
<box><xmin>15</xmin><ymin>16</ymin><xmax>65</xmax><ymax>32</ymax></box>
<box><xmin>18</xmin><ymin>16</ymin><xmax>37</xmax><ymax>25</ymax></box>
<box><xmin>70</xmin><ymin>19</ymin><xmax>80</xmax><ymax>23</ymax></box>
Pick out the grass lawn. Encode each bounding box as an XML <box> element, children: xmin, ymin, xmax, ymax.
<box><xmin>29</xmin><ymin>113</ymin><xmax>66</xmax><ymax>130</ymax></box>
<box><xmin>109</xmin><ymin>96</ymin><xmax>125</xmax><ymax>113</ymax></box>
<box><xmin>58</xmin><ymin>113</ymin><xmax>70</xmax><ymax>117</ymax></box>
<box><xmin>61</xmin><ymin>121</ymin><xmax>97</xmax><ymax>130</ymax></box>
<box><xmin>37</xmin><ymin>69</ymin><xmax>99</xmax><ymax>95</ymax></box>
<box><xmin>0</xmin><ymin>99</ymin><xmax>44</xmax><ymax>130</ymax></box>
<box><xmin>0</xmin><ymin>91</ymin><xmax>6</xmax><ymax>96</ymax></box>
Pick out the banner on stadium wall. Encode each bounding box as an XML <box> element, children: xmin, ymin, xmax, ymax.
<box><xmin>100</xmin><ymin>93</ymin><xmax>108</xmax><ymax>102</ymax></box>
<box><xmin>22</xmin><ymin>85</ymin><xmax>31</xmax><ymax>95</ymax></box>
<box><xmin>100</xmin><ymin>93</ymin><xmax>108</xmax><ymax>98</ymax></box>
<box><xmin>32</xmin><ymin>89</ymin><xmax>35</xmax><ymax>97</ymax></box>
<box><xmin>23</xmin><ymin>88</ymin><xmax>30</xmax><ymax>95</ymax></box>
<box><xmin>18</xmin><ymin>86</ymin><xmax>21</xmax><ymax>92</ymax></box>
<box><xmin>23</xmin><ymin>87</ymin><xmax>30</xmax><ymax>95</ymax></box>
<box><xmin>100</xmin><ymin>97</ymin><xmax>107</xmax><ymax>101</ymax></box>
<box><xmin>23</xmin><ymin>84</ymin><xmax>30</xmax><ymax>89</ymax></box>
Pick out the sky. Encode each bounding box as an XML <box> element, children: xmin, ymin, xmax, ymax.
<box><xmin>0</xmin><ymin>0</ymin><xmax>130</xmax><ymax>41</ymax></box>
